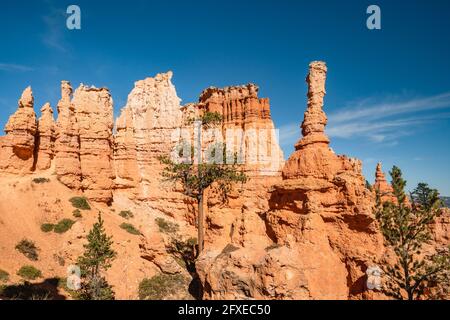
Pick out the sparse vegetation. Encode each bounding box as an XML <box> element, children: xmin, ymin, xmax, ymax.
<box><xmin>160</xmin><ymin>125</ymin><xmax>247</xmax><ymax>253</ymax></box>
<box><xmin>73</xmin><ymin>209</ymin><xmax>82</xmax><ymax>218</ymax></box>
<box><xmin>168</xmin><ymin>237</ymin><xmax>197</xmax><ymax>272</ymax></box>
<box><xmin>56</xmin><ymin>277</ymin><xmax>79</xmax><ymax>299</ymax></box>
<box><xmin>120</xmin><ymin>223</ymin><xmax>140</xmax><ymax>235</ymax></box>
<box><xmin>53</xmin><ymin>219</ymin><xmax>75</xmax><ymax>234</ymax></box>
<box><xmin>32</xmin><ymin>177</ymin><xmax>50</xmax><ymax>184</ymax></box>
<box><xmin>77</xmin><ymin>214</ymin><xmax>117</xmax><ymax>300</ymax></box>
<box><xmin>69</xmin><ymin>196</ymin><xmax>91</xmax><ymax>210</ymax></box>
<box><xmin>155</xmin><ymin>217</ymin><xmax>179</xmax><ymax>234</ymax></box>
<box><xmin>375</xmin><ymin>166</ymin><xmax>450</xmax><ymax>300</ymax></box>
<box><xmin>15</xmin><ymin>239</ymin><xmax>39</xmax><ymax>261</ymax></box>
<box><xmin>17</xmin><ymin>266</ymin><xmax>42</xmax><ymax>280</ymax></box>
<box><xmin>119</xmin><ymin>210</ymin><xmax>134</xmax><ymax>220</ymax></box>
<box><xmin>138</xmin><ymin>274</ymin><xmax>188</xmax><ymax>300</ymax></box>
<box><xmin>40</xmin><ymin>223</ymin><xmax>55</xmax><ymax>233</ymax></box>
<box><xmin>0</xmin><ymin>269</ymin><xmax>9</xmax><ymax>283</ymax></box>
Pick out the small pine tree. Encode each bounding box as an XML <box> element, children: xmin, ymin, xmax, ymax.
<box><xmin>375</xmin><ymin>166</ymin><xmax>450</xmax><ymax>300</ymax></box>
<box><xmin>77</xmin><ymin>214</ymin><xmax>117</xmax><ymax>300</ymax></box>
<box><xmin>160</xmin><ymin>112</ymin><xmax>247</xmax><ymax>253</ymax></box>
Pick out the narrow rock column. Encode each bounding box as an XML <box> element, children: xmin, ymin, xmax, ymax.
<box><xmin>54</xmin><ymin>81</ymin><xmax>82</xmax><ymax>189</ymax></box>
<box><xmin>73</xmin><ymin>85</ymin><xmax>114</xmax><ymax>203</ymax></box>
<box><xmin>282</xmin><ymin>61</ymin><xmax>339</xmax><ymax>180</ymax></box>
<box><xmin>296</xmin><ymin>61</ymin><xmax>330</xmax><ymax>149</ymax></box>
<box><xmin>36</xmin><ymin>103</ymin><xmax>55</xmax><ymax>170</ymax></box>
<box><xmin>373</xmin><ymin>162</ymin><xmax>396</xmax><ymax>203</ymax></box>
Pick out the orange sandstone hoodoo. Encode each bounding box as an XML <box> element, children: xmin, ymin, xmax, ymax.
<box><xmin>196</xmin><ymin>61</ymin><xmax>387</xmax><ymax>300</ymax></box>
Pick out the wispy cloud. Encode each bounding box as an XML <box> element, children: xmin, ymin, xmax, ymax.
<box><xmin>279</xmin><ymin>92</ymin><xmax>450</xmax><ymax>147</ymax></box>
<box><xmin>0</xmin><ymin>63</ymin><xmax>34</xmax><ymax>72</ymax></box>
<box><xmin>42</xmin><ymin>6</ymin><xmax>68</xmax><ymax>52</ymax></box>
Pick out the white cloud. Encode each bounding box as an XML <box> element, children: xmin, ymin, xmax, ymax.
<box><xmin>42</xmin><ymin>7</ymin><xmax>68</xmax><ymax>52</ymax></box>
<box><xmin>0</xmin><ymin>63</ymin><xmax>34</xmax><ymax>72</ymax></box>
<box><xmin>279</xmin><ymin>93</ymin><xmax>450</xmax><ymax>147</ymax></box>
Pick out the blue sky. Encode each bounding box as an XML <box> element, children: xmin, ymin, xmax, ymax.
<box><xmin>1</xmin><ymin>0</ymin><xmax>449</xmax><ymax>194</ymax></box>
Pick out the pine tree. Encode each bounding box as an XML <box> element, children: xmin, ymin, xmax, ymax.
<box><xmin>160</xmin><ymin>112</ymin><xmax>247</xmax><ymax>253</ymax></box>
<box><xmin>375</xmin><ymin>166</ymin><xmax>450</xmax><ymax>300</ymax></box>
<box><xmin>77</xmin><ymin>214</ymin><xmax>117</xmax><ymax>300</ymax></box>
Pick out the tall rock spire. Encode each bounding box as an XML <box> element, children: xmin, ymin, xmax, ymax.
<box><xmin>282</xmin><ymin>61</ymin><xmax>340</xmax><ymax>180</ymax></box>
<box><xmin>296</xmin><ymin>61</ymin><xmax>330</xmax><ymax>149</ymax></box>
<box><xmin>35</xmin><ymin>103</ymin><xmax>55</xmax><ymax>170</ymax></box>
<box><xmin>0</xmin><ymin>87</ymin><xmax>37</xmax><ymax>173</ymax></box>
<box><xmin>54</xmin><ymin>81</ymin><xmax>82</xmax><ymax>189</ymax></box>
<box><xmin>373</xmin><ymin>162</ymin><xmax>396</xmax><ymax>203</ymax></box>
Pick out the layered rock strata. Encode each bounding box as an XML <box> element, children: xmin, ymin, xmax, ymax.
<box><xmin>72</xmin><ymin>85</ymin><xmax>114</xmax><ymax>203</ymax></box>
<box><xmin>54</xmin><ymin>81</ymin><xmax>82</xmax><ymax>189</ymax></box>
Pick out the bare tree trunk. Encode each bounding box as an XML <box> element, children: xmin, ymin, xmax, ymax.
<box><xmin>198</xmin><ymin>193</ymin><xmax>204</xmax><ymax>253</ymax></box>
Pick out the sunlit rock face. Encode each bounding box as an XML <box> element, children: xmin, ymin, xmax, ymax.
<box><xmin>113</xmin><ymin>71</ymin><xmax>189</xmax><ymax>216</ymax></box>
<box><xmin>35</xmin><ymin>102</ymin><xmax>55</xmax><ymax>171</ymax></box>
<box><xmin>197</xmin><ymin>61</ymin><xmax>386</xmax><ymax>300</ymax></box>
<box><xmin>0</xmin><ymin>86</ymin><xmax>37</xmax><ymax>174</ymax></box>
<box><xmin>72</xmin><ymin>84</ymin><xmax>115</xmax><ymax>203</ymax></box>
<box><xmin>54</xmin><ymin>81</ymin><xmax>82</xmax><ymax>190</ymax></box>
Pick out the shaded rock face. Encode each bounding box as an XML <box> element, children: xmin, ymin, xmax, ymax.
<box><xmin>197</xmin><ymin>61</ymin><xmax>385</xmax><ymax>300</ymax></box>
<box><xmin>0</xmin><ymin>87</ymin><xmax>37</xmax><ymax>173</ymax></box>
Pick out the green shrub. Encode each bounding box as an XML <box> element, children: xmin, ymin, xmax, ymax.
<box><xmin>17</xmin><ymin>265</ymin><xmax>42</xmax><ymax>280</ymax></box>
<box><xmin>54</xmin><ymin>219</ymin><xmax>75</xmax><ymax>234</ymax></box>
<box><xmin>119</xmin><ymin>210</ymin><xmax>134</xmax><ymax>219</ymax></box>
<box><xmin>32</xmin><ymin>177</ymin><xmax>50</xmax><ymax>184</ymax></box>
<box><xmin>138</xmin><ymin>274</ymin><xmax>188</xmax><ymax>300</ymax></box>
<box><xmin>40</xmin><ymin>223</ymin><xmax>55</xmax><ymax>233</ymax></box>
<box><xmin>69</xmin><ymin>197</ymin><xmax>91</xmax><ymax>210</ymax></box>
<box><xmin>155</xmin><ymin>217</ymin><xmax>179</xmax><ymax>234</ymax></box>
<box><xmin>15</xmin><ymin>239</ymin><xmax>39</xmax><ymax>261</ymax></box>
<box><xmin>73</xmin><ymin>209</ymin><xmax>82</xmax><ymax>218</ymax></box>
<box><xmin>0</xmin><ymin>269</ymin><xmax>9</xmax><ymax>283</ymax></box>
<box><xmin>120</xmin><ymin>223</ymin><xmax>140</xmax><ymax>235</ymax></box>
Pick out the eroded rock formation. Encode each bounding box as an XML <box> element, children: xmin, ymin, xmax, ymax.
<box><xmin>0</xmin><ymin>87</ymin><xmax>37</xmax><ymax>173</ymax></box>
<box><xmin>373</xmin><ymin>162</ymin><xmax>396</xmax><ymax>203</ymax></box>
<box><xmin>197</xmin><ymin>61</ymin><xmax>385</xmax><ymax>300</ymax></box>
<box><xmin>73</xmin><ymin>85</ymin><xmax>114</xmax><ymax>203</ymax></box>
<box><xmin>189</xmin><ymin>84</ymin><xmax>284</xmax><ymax>176</ymax></box>
<box><xmin>1</xmin><ymin>64</ymin><xmax>447</xmax><ymax>300</ymax></box>
<box><xmin>113</xmin><ymin>72</ymin><xmax>190</xmax><ymax>218</ymax></box>
<box><xmin>35</xmin><ymin>103</ymin><xmax>55</xmax><ymax>170</ymax></box>
<box><xmin>54</xmin><ymin>81</ymin><xmax>82</xmax><ymax>189</ymax></box>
